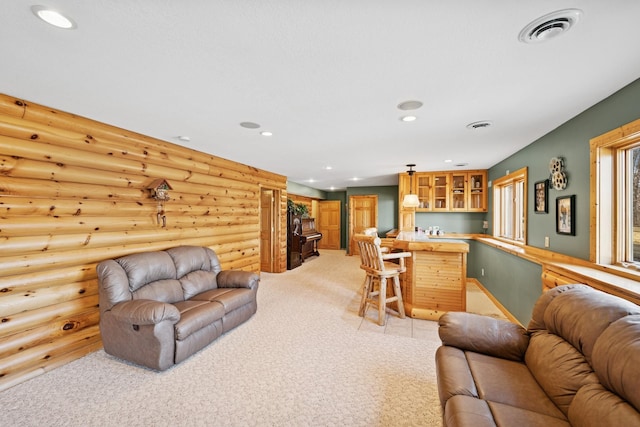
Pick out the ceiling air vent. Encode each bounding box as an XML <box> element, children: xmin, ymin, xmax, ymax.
<box><xmin>466</xmin><ymin>121</ymin><xmax>492</xmax><ymax>130</ymax></box>
<box><xmin>519</xmin><ymin>9</ymin><xmax>582</xmax><ymax>43</ymax></box>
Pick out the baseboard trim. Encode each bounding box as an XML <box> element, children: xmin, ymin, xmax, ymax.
<box><xmin>467</xmin><ymin>278</ymin><xmax>522</xmax><ymax>326</ymax></box>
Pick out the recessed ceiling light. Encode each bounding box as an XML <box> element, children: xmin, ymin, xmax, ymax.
<box><xmin>177</xmin><ymin>136</ymin><xmax>191</xmax><ymax>142</ymax></box>
<box><xmin>31</xmin><ymin>5</ymin><xmax>77</xmax><ymax>29</ymax></box>
<box><xmin>240</xmin><ymin>122</ymin><xmax>260</xmax><ymax>129</ymax></box>
<box><xmin>397</xmin><ymin>100</ymin><xmax>423</xmax><ymax>111</ymax></box>
<box><xmin>466</xmin><ymin>120</ymin><xmax>493</xmax><ymax>130</ymax></box>
<box><xmin>444</xmin><ymin>159</ymin><xmax>453</xmax><ymax>163</ymax></box>
<box><xmin>260</xmin><ymin>131</ymin><xmax>273</xmax><ymax>136</ymax></box>
<box><xmin>401</xmin><ymin>115</ymin><xmax>417</xmax><ymax>122</ymax></box>
<box><xmin>324</xmin><ymin>166</ymin><xmax>333</xmax><ymax>170</ymax></box>
<box><xmin>519</xmin><ymin>9</ymin><xmax>582</xmax><ymax>43</ymax></box>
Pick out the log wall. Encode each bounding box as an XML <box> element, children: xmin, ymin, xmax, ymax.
<box><xmin>0</xmin><ymin>94</ymin><xmax>287</xmax><ymax>391</ymax></box>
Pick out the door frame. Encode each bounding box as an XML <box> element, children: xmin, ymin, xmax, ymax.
<box><xmin>259</xmin><ymin>187</ymin><xmax>281</xmax><ymax>273</ymax></box>
<box><xmin>348</xmin><ymin>194</ymin><xmax>378</xmax><ymax>255</ymax></box>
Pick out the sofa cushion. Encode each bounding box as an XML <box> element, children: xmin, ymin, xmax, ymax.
<box><xmin>173</xmin><ymin>300</ymin><xmax>225</xmax><ymax>341</ymax></box>
<box><xmin>528</xmin><ymin>284</ymin><xmax>591</xmax><ymax>332</ymax></box>
<box><xmin>488</xmin><ymin>400</ymin><xmax>570</xmax><ymax>427</ymax></box>
<box><xmin>132</xmin><ymin>278</ymin><xmax>184</xmax><ymax>304</ymax></box>
<box><xmin>436</xmin><ymin>346</ymin><xmax>479</xmax><ymax>407</ymax></box>
<box><xmin>439</xmin><ymin>312</ymin><xmax>529</xmax><ymax>362</ymax></box>
<box><xmin>466</xmin><ymin>351</ymin><xmax>565</xmax><ymax>419</ymax></box>
<box><xmin>542</xmin><ymin>288</ymin><xmax>640</xmax><ymax>366</ymax></box>
<box><xmin>166</xmin><ymin>246</ymin><xmax>220</xmax><ymax>277</ymax></box>
<box><xmin>116</xmin><ymin>251</ymin><xmax>177</xmax><ymax>292</ymax></box>
<box><xmin>444</xmin><ymin>396</ymin><xmax>571</xmax><ymax>427</ymax></box>
<box><xmin>97</xmin><ymin>259</ymin><xmax>132</xmax><ymax>310</ymax></box>
<box><xmin>525</xmin><ymin>331</ymin><xmax>599</xmax><ymax>415</ymax></box>
<box><xmin>591</xmin><ymin>315</ymin><xmax>640</xmax><ymax>412</ymax></box>
<box><xmin>180</xmin><ymin>270</ymin><xmax>218</xmax><ymax>300</ymax></box>
<box><xmin>443</xmin><ymin>395</ymin><xmax>495</xmax><ymax>427</ymax></box>
<box><xmin>568</xmin><ymin>383</ymin><xmax>640</xmax><ymax>427</ymax></box>
<box><xmin>192</xmin><ymin>288</ymin><xmax>255</xmax><ymax>313</ymax></box>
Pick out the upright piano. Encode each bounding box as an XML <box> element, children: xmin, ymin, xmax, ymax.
<box><xmin>300</xmin><ymin>218</ymin><xmax>322</xmax><ymax>261</ymax></box>
<box><xmin>287</xmin><ymin>213</ymin><xmax>323</xmax><ymax>270</ymax></box>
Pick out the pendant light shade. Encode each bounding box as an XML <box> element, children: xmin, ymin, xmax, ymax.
<box><xmin>402</xmin><ymin>193</ymin><xmax>420</xmax><ymax>208</ymax></box>
<box><xmin>402</xmin><ymin>164</ymin><xmax>420</xmax><ymax>208</ymax></box>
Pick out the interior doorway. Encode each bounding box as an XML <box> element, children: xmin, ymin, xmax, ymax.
<box><xmin>317</xmin><ymin>200</ymin><xmax>341</xmax><ymax>250</ymax></box>
<box><xmin>260</xmin><ymin>188</ymin><xmax>280</xmax><ymax>272</ymax></box>
<box><xmin>348</xmin><ymin>195</ymin><xmax>378</xmax><ymax>255</ymax></box>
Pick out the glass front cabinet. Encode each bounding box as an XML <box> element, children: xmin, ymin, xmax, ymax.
<box><xmin>450</xmin><ymin>173</ymin><xmax>467</xmax><ymax>211</ymax></box>
<box><xmin>467</xmin><ymin>171</ymin><xmax>486</xmax><ymax>212</ymax></box>
<box><xmin>398</xmin><ymin>169</ymin><xmax>487</xmax><ymax>214</ymax></box>
<box><xmin>416</xmin><ymin>173</ymin><xmax>432</xmax><ymax>210</ymax></box>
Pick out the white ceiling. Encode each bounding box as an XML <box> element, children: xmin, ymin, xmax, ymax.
<box><xmin>3</xmin><ymin>2</ymin><xmax>640</xmax><ymax>191</ymax></box>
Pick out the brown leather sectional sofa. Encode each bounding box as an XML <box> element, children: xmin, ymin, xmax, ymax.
<box><xmin>97</xmin><ymin>245</ymin><xmax>259</xmax><ymax>371</ymax></box>
<box><xmin>436</xmin><ymin>284</ymin><xmax>640</xmax><ymax>426</ymax></box>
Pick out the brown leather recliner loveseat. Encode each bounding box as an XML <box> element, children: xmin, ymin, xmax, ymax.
<box><xmin>97</xmin><ymin>245</ymin><xmax>259</xmax><ymax>371</ymax></box>
<box><xmin>436</xmin><ymin>284</ymin><xmax>640</xmax><ymax>426</ymax></box>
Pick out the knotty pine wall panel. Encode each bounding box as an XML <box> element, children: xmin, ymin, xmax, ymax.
<box><xmin>0</xmin><ymin>94</ymin><xmax>287</xmax><ymax>390</ymax></box>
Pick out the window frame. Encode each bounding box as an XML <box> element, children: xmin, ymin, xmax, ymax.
<box><xmin>590</xmin><ymin>118</ymin><xmax>640</xmax><ymax>272</ymax></box>
<box><xmin>492</xmin><ymin>167</ymin><xmax>528</xmax><ymax>245</ymax></box>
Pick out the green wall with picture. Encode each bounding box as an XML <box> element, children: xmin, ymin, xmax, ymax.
<box><xmin>472</xmin><ymin>77</ymin><xmax>640</xmax><ymax>324</ymax></box>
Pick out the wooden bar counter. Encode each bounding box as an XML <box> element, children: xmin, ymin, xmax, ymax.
<box><xmin>393</xmin><ymin>231</ymin><xmax>469</xmax><ymax>320</ymax></box>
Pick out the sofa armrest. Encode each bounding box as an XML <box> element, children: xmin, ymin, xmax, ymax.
<box><xmin>108</xmin><ymin>299</ymin><xmax>180</xmax><ymax>325</ymax></box>
<box><xmin>438</xmin><ymin>312</ymin><xmax>529</xmax><ymax>361</ymax></box>
<box><xmin>217</xmin><ymin>270</ymin><xmax>259</xmax><ymax>290</ymax></box>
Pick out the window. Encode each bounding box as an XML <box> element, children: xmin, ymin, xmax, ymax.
<box><xmin>493</xmin><ymin>167</ymin><xmax>527</xmax><ymax>244</ymax></box>
<box><xmin>591</xmin><ymin>119</ymin><xmax>640</xmax><ymax>271</ymax></box>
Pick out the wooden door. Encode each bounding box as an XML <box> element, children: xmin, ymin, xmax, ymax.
<box><xmin>260</xmin><ymin>188</ymin><xmax>276</xmax><ymax>272</ymax></box>
<box><xmin>317</xmin><ymin>200</ymin><xmax>341</xmax><ymax>249</ymax></box>
<box><xmin>349</xmin><ymin>195</ymin><xmax>378</xmax><ymax>255</ymax></box>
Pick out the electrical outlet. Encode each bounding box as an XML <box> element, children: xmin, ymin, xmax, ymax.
<box><xmin>481</xmin><ymin>268</ymin><xmax>485</xmax><ymax>276</ymax></box>
<box><xmin>544</xmin><ymin>236</ymin><xmax>550</xmax><ymax>248</ymax></box>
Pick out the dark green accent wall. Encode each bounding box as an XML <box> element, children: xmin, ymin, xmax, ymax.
<box><xmin>489</xmin><ymin>77</ymin><xmax>640</xmax><ymax>260</ymax></box>
<box><xmin>478</xmin><ymin>77</ymin><xmax>640</xmax><ymax>322</ymax></box>
<box><xmin>415</xmin><ymin>212</ymin><xmax>487</xmax><ymax>234</ymax></box>
<box><xmin>287</xmin><ymin>181</ymin><xmax>328</xmax><ymax>199</ymax></box>
<box><xmin>467</xmin><ymin>241</ymin><xmax>542</xmax><ymax>325</ymax></box>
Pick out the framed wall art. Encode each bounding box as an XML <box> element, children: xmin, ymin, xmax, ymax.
<box><xmin>534</xmin><ymin>179</ymin><xmax>548</xmax><ymax>213</ymax></box>
<box><xmin>556</xmin><ymin>195</ymin><xmax>575</xmax><ymax>235</ymax></box>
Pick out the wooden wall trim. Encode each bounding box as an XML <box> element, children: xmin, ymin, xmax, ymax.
<box><xmin>0</xmin><ymin>94</ymin><xmax>287</xmax><ymax>391</ymax></box>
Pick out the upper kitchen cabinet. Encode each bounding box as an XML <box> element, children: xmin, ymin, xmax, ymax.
<box><xmin>398</xmin><ymin>169</ymin><xmax>487</xmax><ymax>213</ymax></box>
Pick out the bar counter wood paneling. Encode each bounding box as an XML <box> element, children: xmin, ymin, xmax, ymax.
<box><xmin>393</xmin><ymin>232</ymin><xmax>469</xmax><ymax>320</ymax></box>
<box><xmin>0</xmin><ymin>94</ymin><xmax>288</xmax><ymax>391</ymax></box>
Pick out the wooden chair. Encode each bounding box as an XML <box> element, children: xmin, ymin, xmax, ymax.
<box><xmin>362</xmin><ymin>227</ymin><xmax>390</xmax><ymax>253</ymax></box>
<box><xmin>353</xmin><ymin>234</ymin><xmax>411</xmax><ymax>326</ymax></box>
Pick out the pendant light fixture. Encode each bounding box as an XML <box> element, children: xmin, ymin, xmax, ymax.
<box><xmin>402</xmin><ymin>164</ymin><xmax>420</xmax><ymax>208</ymax></box>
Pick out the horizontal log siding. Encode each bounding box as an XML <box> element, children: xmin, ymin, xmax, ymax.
<box><xmin>0</xmin><ymin>94</ymin><xmax>287</xmax><ymax>391</ymax></box>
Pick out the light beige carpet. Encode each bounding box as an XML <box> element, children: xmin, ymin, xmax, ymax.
<box><xmin>3</xmin><ymin>250</ymin><xmax>508</xmax><ymax>427</ymax></box>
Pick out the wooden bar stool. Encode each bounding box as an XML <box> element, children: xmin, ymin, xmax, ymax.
<box><xmin>354</xmin><ymin>234</ymin><xmax>411</xmax><ymax>326</ymax></box>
